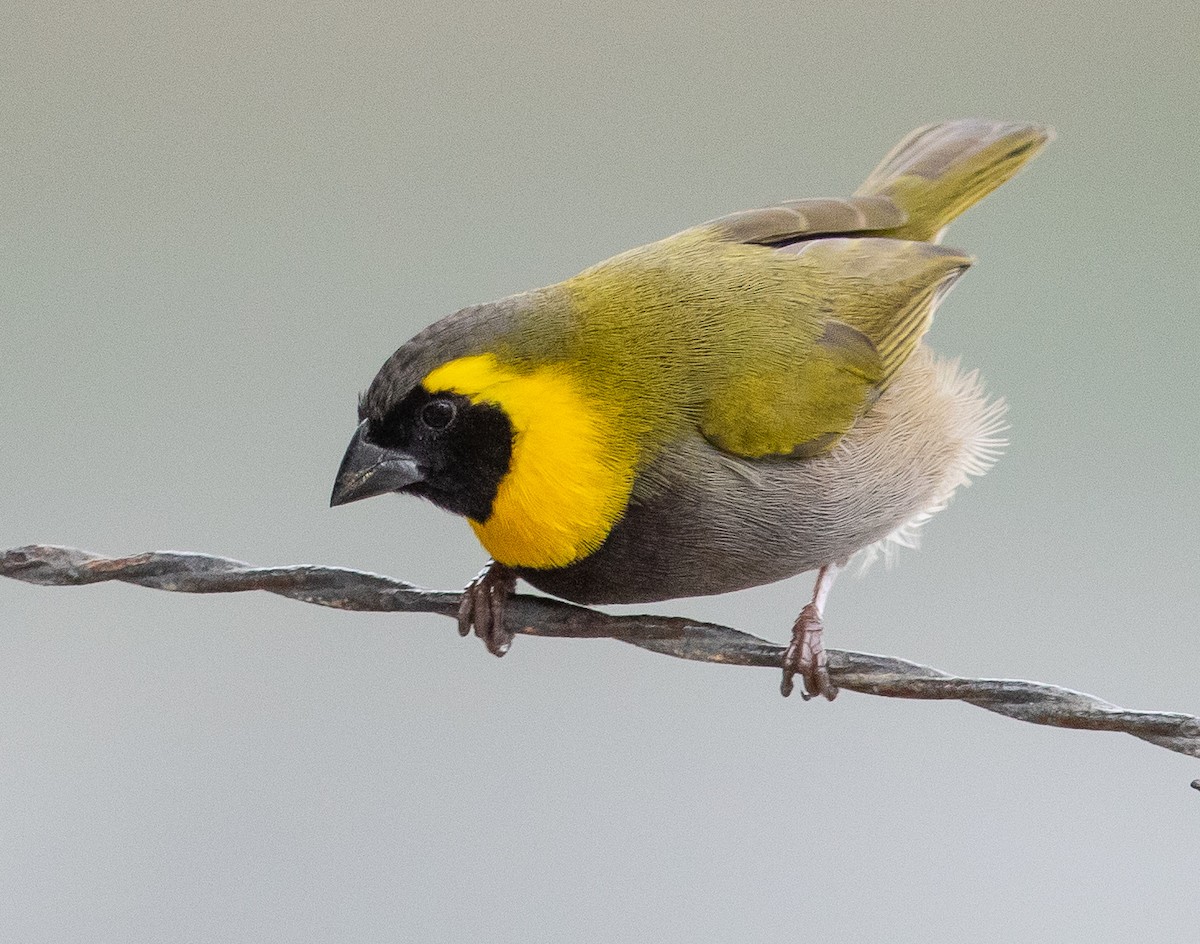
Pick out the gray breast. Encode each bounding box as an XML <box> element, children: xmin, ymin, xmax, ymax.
<box><xmin>516</xmin><ymin>346</ymin><xmax>1006</xmax><ymax>606</ymax></box>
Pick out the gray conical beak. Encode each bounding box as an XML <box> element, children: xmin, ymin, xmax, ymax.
<box><xmin>330</xmin><ymin>421</ymin><xmax>424</xmax><ymax>507</ymax></box>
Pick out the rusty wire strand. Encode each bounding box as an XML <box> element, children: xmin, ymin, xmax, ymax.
<box><xmin>3</xmin><ymin>544</ymin><xmax>1199</xmax><ymax>769</ymax></box>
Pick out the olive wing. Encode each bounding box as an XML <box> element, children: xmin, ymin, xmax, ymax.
<box><xmin>699</xmin><ymin>237</ymin><xmax>971</xmax><ymax>459</ymax></box>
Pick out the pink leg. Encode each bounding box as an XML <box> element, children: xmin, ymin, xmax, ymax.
<box><xmin>780</xmin><ymin>564</ymin><xmax>841</xmax><ymax>701</ymax></box>
<box><xmin>457</xmin><ymin>560</ymin><xmax>517</xmax><ymax>657</ymax></box>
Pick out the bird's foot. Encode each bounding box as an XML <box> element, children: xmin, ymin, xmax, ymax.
<box><xmin>781</xmin><ymin>603</ymin><xmax>839</xmax><ymax>701</ymax></box>
<box><xmin>458</xmin><ymin>560</ymin><xmax>517</xmax><ymax>656</ymax></box>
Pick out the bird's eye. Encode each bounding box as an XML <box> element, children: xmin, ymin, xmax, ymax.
<box><xmin>420</xmin><ymin>398</ymin><xmax>457</xmax><ymax>430</ymax></box>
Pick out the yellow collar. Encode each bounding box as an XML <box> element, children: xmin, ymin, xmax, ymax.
<box><xmin>423</xmin><ymin>354</ymin><xmax>638</xmax><ymax>569</ymax></box>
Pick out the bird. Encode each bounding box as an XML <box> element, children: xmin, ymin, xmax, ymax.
<box><xmin>331</xmin><ymin>118</ymin><xmax>1050</xmax><ymax>700</ymax></box>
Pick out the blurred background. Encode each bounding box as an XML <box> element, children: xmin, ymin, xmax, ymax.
<box><xmin>2</xmin><ymin>2</ymin><xmax>1198</xmax><ymax>941</ymax></box>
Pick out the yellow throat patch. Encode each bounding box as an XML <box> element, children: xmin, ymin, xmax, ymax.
<box><xmin>422</xmin><ymin>354</ymin><xmax>637</xmax><ymax>570</ymax></box>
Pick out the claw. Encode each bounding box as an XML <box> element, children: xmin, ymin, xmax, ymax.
<box><xmin>457</xmin><ymin>591</ymin><xmax>473</xmax><ymax>637</ymax></box>
<box><xmin>780</xmin><ymin>563</ymin><xmax>841</xmax><ymax>701</ymax></box>
<box><xmin>458</xmin><ymin>560</ymin><xmax>517</xmax><ymax>657</ymax></box>
<box><xmin>781</xmin><ymin>603</ymin><xmax>838</xmax><ymax>700</ymax></box>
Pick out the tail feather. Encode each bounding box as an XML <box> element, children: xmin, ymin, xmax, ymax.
<box><xmin>855</xmin><ymin>119</ymin><xmax>1052</xmax><ymax>242</ymax></box>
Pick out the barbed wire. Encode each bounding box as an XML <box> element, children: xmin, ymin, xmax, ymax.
<box><xmin>3</xmin><ymin>543</ymin><xmax>1198</xmax><ymax>781</ymax></box>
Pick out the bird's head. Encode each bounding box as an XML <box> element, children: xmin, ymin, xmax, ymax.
<box><xmin>330</xmin><ymin>295</ymin><xmax>639</xmax><ymax>570</ymax></box>
<box><xmin>330</xmin><ymin>301</ymin><xmax>519</xmax><ymax>522</ymax></box>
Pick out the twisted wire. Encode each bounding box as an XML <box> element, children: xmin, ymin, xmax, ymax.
<box><xmin>3</xmin><ymin>544</ymin><xmax>1198</xmax><ymax>772</ymax></box>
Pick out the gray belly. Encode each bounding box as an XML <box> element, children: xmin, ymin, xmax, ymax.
<box><xmin>516</xmin><ymin>346</ymin><xmax>1003</xmax><ymax>605</ymax></box>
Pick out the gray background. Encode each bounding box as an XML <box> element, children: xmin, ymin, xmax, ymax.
<box><xmin>3</xmin><ymin>2</ymin><xmax>1198</xmax><ymax>941</ymax></box>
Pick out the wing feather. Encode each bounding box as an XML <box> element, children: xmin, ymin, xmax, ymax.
<box><xmin>699</xmin><ymin>238</ymin><xmax>970</xmax><ymax>459</ymax></box>
<box><xmin>699</xmin><ymin>195</ymin><xmax>908</xmax><ymax>246</ymax></box>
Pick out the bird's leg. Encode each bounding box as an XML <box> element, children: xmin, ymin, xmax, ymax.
<box><xmin>781</xmin><ymin>563</ymin><xmax>841</xmax><ymax>701</ymax></box>
<box><xmin>457</xmin><ymin>560</ymin><xmax>518</xmax><ymax>657</ymax></box>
